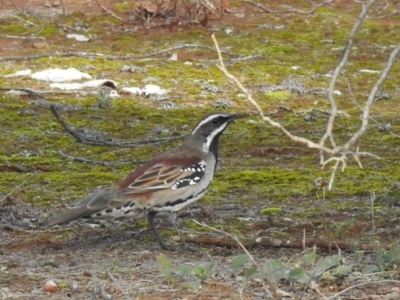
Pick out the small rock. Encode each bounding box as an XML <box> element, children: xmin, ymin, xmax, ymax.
<box><xmin>169</xmin><ymin>53</ymin><xmax>178</xmax><ymax>61</ymax></box>
<box><xmin>43</xmin><ymin>280</ymin><xmax>58</xmax><ymax>293</ymax></box>
<box><xmin>224</xmin><ymin>25</ymin><xmax>234</xmax><ymax>35</ymax></box>
<box><xmin>149</xmin><ymin>94</ymin><xmax>169</xmax><ymax>101</ymax></box>
<box><xmin>151</xmin><ymin>124</ymin><xmax>169</xmax><ymax>135</ymax></box>
<box><xmin>333</xmin><ymin>90</ymin><xmax>342</xmax><ymax>95</ymax></box>
<box><xmin>258</xmin><ymin>24</ymin><xmax>272</xmax><ymax>29</ymax></box>
<box><xmin>212</xmin><ymin>98</ymin><xmax>232</xmax><ymax>108</ymax></box>
<box><xmin>201</xmin><ymin>83</ymin><xmax>224</xmax><ymax>93</ymax></box>
<box><xmin>374</xmin><ymin>88</ymin><xmax>392</xmax><ymax>101</ymax></box>
<box><xmin>108</xmin><ymin>90</ymin><xmax>121</xmax><ymax>99</ymax></box>
<box><xmin>3</xmin><ymin>69</ymin><xmax>32</xmax><ymax>77</ymax></box>
<box><xmin>66</xmin><ymin>34</ymin><xmax>90</xmax><ymax>42</ymax></box>
<box><xmin>158</xmin><ymin>101</ymin><xmax>177</xmax><ymax>109</ymax></box>
<box><xmin>303</xmin><ymin>114</ymin><xmax>315</xmax><ymax>122</ymax></box>
<box><xmin>274</xmin><ymin>24</ymin><xmax>285</xmax><ymax>29</ymax></box>
<box><xmin>120</xmin><ymin>65</ymin><xmax>148</xmax><ymax>73</ymax></box>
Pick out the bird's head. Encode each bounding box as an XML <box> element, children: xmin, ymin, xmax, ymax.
<box><xmin>186</xmin><ymin>112</ymin><xmax>247</xmax><ymax>153</ymax></box>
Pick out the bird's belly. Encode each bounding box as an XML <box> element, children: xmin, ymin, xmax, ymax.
<box><xmin>150</xmin><ymin>188</ymin><xmax>208</xmax><ymax>213</ymax></box>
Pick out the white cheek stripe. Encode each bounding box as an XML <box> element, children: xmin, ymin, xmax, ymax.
<box><xmin>202</xmin><ymin>123</ymin><xmax>227</xmax><ymax>151</ymax></box>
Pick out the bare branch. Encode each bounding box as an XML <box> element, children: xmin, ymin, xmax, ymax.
<box><xmin>342</xmin><ymin>43</ymin><xmax>400</xmax><ymax>151</ymax></box>
<box><xmin>323</xmin><ymin>157</ymin><xmax>345</xmax><ymax>191</ymax></box>
<box><xmin>0</xmin><ymin>87</ymin><xmax>46</xmax><ymax>99</ymax></box>
<box><xmin>50</xmin><ymin>105</ymin><xmax>187</xmax><ymax>147</ymax></box>
<box><xmin>328</xmin><ymin>280</ymin><xmax>400</xmax><ymax>299</ymax></box>
<box><xmin>321</xmin><ymin>0</ymin><xmax>376</xmax><ymax>151</ymax></box>
<box><xmin>243</xmin><ymin>0</ymin><xmax>334</xmax><ymax>14</ymax></box>
<box><xmin>211</xmin><ymin>1</ymin><xmax>389</xmax><ymax>190</ymax></box>
<box><xmin>212</xmin><ymin>34</ymin><xmax>336</xmax><ymax>155</ymax></box>
<box><xmin>285</xmin><ymin>0</ymin><xmax>335</xmax><ymax>15</ymax></box>
<box><xmin>242</xmin><ymin>0</ymin><xmax>274</xmax><ymax>13</ymax></box>
<box><xmin>50</xmin><ymin>105</ymin><xmax>85</xmax><ymax>143</ymax></box>
<box><xmin>92</xmin><ymin>0</ymin><xmax>124</xmax><ymax>22</ymax></box>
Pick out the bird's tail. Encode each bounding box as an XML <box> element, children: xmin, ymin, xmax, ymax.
<box><xmin>46</xmin><ymin>188</ymin><xmax>117</xmax><ymax>227</ymax></box>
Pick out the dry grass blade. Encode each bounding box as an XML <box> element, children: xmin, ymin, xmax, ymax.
<box><xmin>0</xmin><ymin>172</ymin><xmax>38</xmax><ymax>203</ymax></box>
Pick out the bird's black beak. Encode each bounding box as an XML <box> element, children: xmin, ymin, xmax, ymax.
<box><xmin>230</xmin><ymin>113</ymin><xmax>250</xmax><ymax>121</ymax></box>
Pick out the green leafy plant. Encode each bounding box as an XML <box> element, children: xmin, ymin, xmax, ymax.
<box><xmin>157</xmin><ymin>254</ymin><xmax>174</xmax><ymax>283</ymax></box>
<box><xmin>96</xmin><ymin>89</ymin><xmax>113</xmax><ymax>109</ymax></box>
<box><xmin>329</xmin><ymin>219</ymin><xmax>353</xmax><ymax>239</ymax></box>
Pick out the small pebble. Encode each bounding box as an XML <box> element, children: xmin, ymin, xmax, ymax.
<box><xmin>43</xmin><ymin>280</ymin><xmax>58</xmax><ymax>293</ymax></box>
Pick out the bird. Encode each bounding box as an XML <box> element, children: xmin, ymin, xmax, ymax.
<box><xmin>47</xmin><ymin>112</ymin><xmax>246</xmax><ymax>250</ymax></box>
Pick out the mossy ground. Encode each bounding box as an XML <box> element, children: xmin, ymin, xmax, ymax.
<box><xmin>1</xmin><ymin>0</ymin><xmax>400</xmax><ymax>299</ymax></box>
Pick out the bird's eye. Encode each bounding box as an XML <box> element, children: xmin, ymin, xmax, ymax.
<box><xmin>212</xmin><ymin>118</ymin><xmax>220</xmax><ymax>125</ymax></box>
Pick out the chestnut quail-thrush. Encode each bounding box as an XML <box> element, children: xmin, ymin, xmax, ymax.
<box><xmin>47</xmin><ymin>112</ymin><xmax>245</xmax><ymax>249</ymax></box>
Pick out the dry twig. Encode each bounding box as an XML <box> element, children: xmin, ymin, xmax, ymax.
<box><xmin>0</xmin><ymin>172</ymin><xmax>38</xmax><ymax>203</ymax></box>
<box><xmin>328</xmin><ymin>280</ymin><xmax>400</xmax><ymax>299</ymax></box>
<box><xmin>92</xmin><ymin>0</ymin><xmax>124</xmax><ymax>22</ymax></box>
<box><xmin>242</xmin><ymin>0</ymin><xmax>334</xmax><ymax>14</ymax></box>
<box><xmin>50</xmin><ymin>105</ymin><xmax>187</xmax><ymax>148</ymax></box>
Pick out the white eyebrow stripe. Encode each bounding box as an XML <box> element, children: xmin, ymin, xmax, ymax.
<box><xmin>191</xmin><ymin>114</ymin><xmax>229</xmax><ymax>134</ymax></box>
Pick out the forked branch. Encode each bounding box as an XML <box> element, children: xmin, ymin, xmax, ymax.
<box><xmin>211</xmin><ymin>0</ymin><xmax>400</xmax><ymax>190</ymax></box>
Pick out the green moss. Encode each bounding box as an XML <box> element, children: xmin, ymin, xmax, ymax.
<box><xmin>114</xmin><ymin>2</ymin><xmax>133</xmax><ymax>12</ymax></box>
<box><xmin>265</xmin><ymin>91</ymin><xmax>291</xmax><ymax>101</ymax></box>
<box><xmin>58</xmin><ymin>282</ymin><xmax>69</xmax><ymax>288</ymax></box>
<box><xmin>1</xmin><ymin>23</ymin><xmax>26</xmax><ymax>35</ymax></box>
<box><xmin>41</xmin><ymin>24</ymin><xmax>57</xmax><ymax>37</ymax></box>
<box><xmin>260</xmin><ymin>207</ymin><xmax>283</xmax><ymax>215</ymax></box>
<box><xmin>266</xmin><ymin>43</ymin><xmax>298</xmax><ymax>55</ymax></box>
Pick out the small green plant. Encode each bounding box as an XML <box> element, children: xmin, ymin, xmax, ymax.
<box><xmin>157</xmin><ymin>254</ymin><xmax>174</xmax><ymax>284</ymax></box>
<box><xmin>329</xmin><ymin>219</ymin><xmax>353</xmax><ymax>239</ymax></box>
<box><xmin>374</xmin><ymin>249</ymin><xmax>400</xmax><ymax>266</ymax></box>
<box><xmin>156</xmin><ymin>254</ymin><xmax>215</xmax><ymax>289</ymax></box>
<box><xmin>96</xmin><ymin>89</ymin><xmax>113</xmax><ymax>109</ymax></box>
<box><xmin>193</xmin><ymin>262</ymin><xmax>215</xmax><ymax>284</ymax></box>
<box><xmin>58</xmin><ymin>282</ymin><xmax>68</xmax><ymax>288</ymax></box>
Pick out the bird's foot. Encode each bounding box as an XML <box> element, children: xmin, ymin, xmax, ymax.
<box><xmin>124</xmin><ymin>228</ymin><xmax>151</xmax><ymax>240</ymax></box>
<box><xmin>173</xmin><ymin>235</ymin><xmax>198</xmax><ymax>251</ymax></box>
<box><xmin>180</xmin><ymin>242</ymin><xmax>198</xmax><ymax>252</ymax></box>
<box><xmin>159</xmin><ymin>240</ymin><xmax>197</xmax><ymax>251</ymax></box>
<box><xmin>158</xmin><ymin>240</ymin><xmax>176</xmax><ymax>251</ymax></box>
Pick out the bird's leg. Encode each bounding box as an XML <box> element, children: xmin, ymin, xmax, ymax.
<box><xmin>168</xmin><ymin>211</ymin><xmax>184</xmax><ymax>242</ymax></box>
<box><xmin>169</xmin><ymin>211</ymin><xmax>198</xmax><ymax>252</ymax></box>
<box><xmin>147</xmin><ymin>211</ymin><xmax>174</xmax><ymax>251</ymax></box>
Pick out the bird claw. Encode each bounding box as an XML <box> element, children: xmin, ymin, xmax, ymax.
<box><xmin>159</xmin><ymin>241</ymin><xmax>176</xmax><ymax>251</ymax></box>
<box><xmin>181</xmin><ymin>242</ymin><xmax>198</xmax><ymax>252</ymax></box>
<box><xmin>159</xmin><ymin>241</ymin><xmax>197</xmax><ymax>252</ymax></box>
<box><xmin>124</xmin><ymin>228</ymin><xmax>151</xmax><ymax>240</ymax></box>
